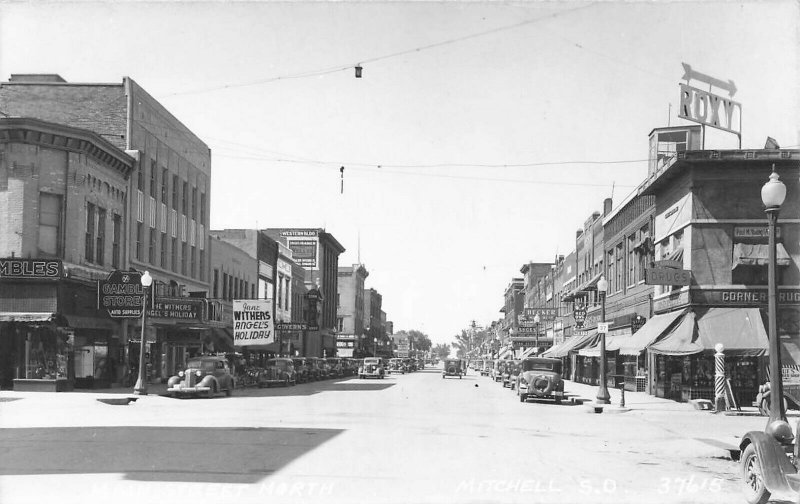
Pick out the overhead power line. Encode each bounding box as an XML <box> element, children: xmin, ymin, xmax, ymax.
<box><xmin>161</xmin><ymin>3</ymin><xmax>596</xmax><ymax>98</ymax></box>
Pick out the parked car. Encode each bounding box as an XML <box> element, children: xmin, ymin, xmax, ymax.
<box><xmin>308</xmin><ymin>357</ymin><xmax>328</xmax><ymax>380</ymax></box>
<box><xmin>503</xmin><ymin>360</ymin><xmax>520</xmax><ymax>388</ymax></box>
<box><xmin>263</xmin><ymin>358</ymin><xmax>296</xmax><ymax>387</ymax></box>
<box><xmin>492</xmin><ymin>360</ymin><xmax>506</xmax><ymax>382</ymax></box>
<box><xmin>517</xmin><ymin>357</ymin><xmax>565</xmax><ymax>404</ymax></box>
<box><xmin>359</xmin><ymin>357</ymin><xmax>385</xmax><ymax>379</ymax></box>
<box><xmin>167</xmin><ymin>355</ymin><xmax>235</xmax><ymax>398</ymax></box>
<box><xmin>480</xmin><ymin>361</ymin><xmax>493</xmax><ymax>377</ymax></box>
<box><xmin>325</xmin><ymin>357</ymin><xmax>344</xmax><ymax>378</ymax></box>
<box><xmin>292</xmin><ymin>358</ymin><xmax>311</xmax><ymax>383</ymax></box>
<box><xmin>388</xmin><ymin>358</ymin><xmax>406</xmax><ymax>374</ymax></box>
<box><xmin>508</xmin><ymin>361</ymin><xmax>522</xmax><ymax>390</ymax></box>
<box><xmin>442</xmin><ymin>358</ymin><xmax>463</xmax><ymax>379</ymax></box>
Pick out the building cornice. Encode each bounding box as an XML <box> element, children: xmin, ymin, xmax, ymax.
<box><xmin>0</xmin><ymin>117</ymin><xmax>134</xmax><ymax>178</ymax></box>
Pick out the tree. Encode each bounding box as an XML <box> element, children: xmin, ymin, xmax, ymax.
<box><xmin>432</xmin><ymin>343</ymin><xmax>450</xmax><ymax>360</ymax></box>
<box><xmin>394</xmin><ymin>329</ymin><xmax>432</xmax><ymax>354</ymax></box>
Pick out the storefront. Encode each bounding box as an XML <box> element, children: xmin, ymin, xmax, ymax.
<box><xmin>646</xmin><ymin>307</ymin><xmax>768</xmax><ymax>404</ymax></box>
<box><xmin>0</xmin><ymin>259</ymin><xmax>125</xmax><ymax>391</ymax></box>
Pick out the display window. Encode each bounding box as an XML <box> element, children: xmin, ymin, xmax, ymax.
<box><xmin>25</xmin><ymin>329</ymin><xmax>70</xmax><ymax>380</ymax></box>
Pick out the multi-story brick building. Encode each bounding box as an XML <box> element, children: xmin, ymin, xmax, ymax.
<box><xmin>336</xmin><ymin>264</ymin><xmax>368</xmax><ymax>358</ymax></box>
<box><xmin>363</xmin><ymin>288</ymin><xmax>383</xmax><ymax>357</ymax></box>
<box><xmin>0</xmin><ymin>74</ymin><xmax>214</xmax><ymax>385</ymax></box>
<box><xmin>0</xmin><ymin>117</ymin><xmax>134</xmax><ymax>390</ymax></box>
<box><xmin>263</xmin><ymin>228</ymin><xmax>344</xmax><ymax>357</ymax></box>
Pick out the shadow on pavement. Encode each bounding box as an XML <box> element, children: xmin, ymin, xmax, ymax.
<box><xmin>0</xmin><ymin>426</ymin><xmax>343</xmax><ymax>483</ymax></box>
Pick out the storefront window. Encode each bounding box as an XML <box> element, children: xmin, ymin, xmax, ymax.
<box><xmin>26</xmin><ymin>330</ymin><xmax>70</xmax><ymax>380</ymax></box>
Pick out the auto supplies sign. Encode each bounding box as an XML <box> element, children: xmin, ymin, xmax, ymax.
<box><xmin>233</xmin><ymin>300</ymin><xmax>274</xmax><ymax>346</ymax></box>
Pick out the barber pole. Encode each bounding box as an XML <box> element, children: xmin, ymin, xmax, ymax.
<box><xmin>714</xmin><ymin>343</ymin><xmax>726</xmax><ymax>412</ymax></box>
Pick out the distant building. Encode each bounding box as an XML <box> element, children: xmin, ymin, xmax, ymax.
<box><xmin>336</xmin><ymin>264</ymin><xmax>369</xmax><ymax>357</ymax></box>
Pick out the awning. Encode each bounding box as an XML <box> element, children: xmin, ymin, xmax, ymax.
<box><xmin>732</xmin><ymin>243</ymin><xmax>791</xmax><ymax>268</ymax></box>
<box><xmin>521</xmin><ymin>346</ymin><xmax>539</xmax><ymax>358</ymax></box>
<box><xmin>648</xmin><ymin>308</ymin><xmax>769</xmax><ymax>356</ymax></box>
<box><xmin>780</xmin><ymin>336</ymin><xmax>800</xmax><ymax>367</ymax></box>
<box><xmin>62</xmin><ymin>315</ymin><xmax>119</xmax><ymax>331</ymax></box>
<box><xmin>618</xmin><ymin>309</ymin><xmax>688</xmax><ymax>356</ymax></box>
<box><xmin>205</xmin><ymin>327</ymin><xmax>235</xmax><ymax>353</ymax></box>
<box><xmin>579</xmin><ymin>334</ymin><xmax>625</xmax><ymax>357</ymax></box>
<box><xmin>498</xmin><ymin>347</ymin><xmax>511</xmax><ymax>359</ymax></box>
<box><xmin>0</xmin><ymin>312</ymin><xmax>57</xmax><ymax>323</ymax></box>
<box><xmin>667</xmin><ymin>247</ymin><xmax>684</xmax><ymax>263</ymax></box>
<box><xmin>543</xmin><ymin>331</ymin><xmax>598</xmax><ymax>358</ymax></box>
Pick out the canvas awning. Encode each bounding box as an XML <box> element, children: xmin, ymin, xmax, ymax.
<box><xmin>732</xmin><ymin>243</ymin><xmax>791</xmax><ymax>268</ymax></box>
<box><xmin>0</xmin><ymin>312</ymin><xmax>57</xmax><ymax>323</ymax></box>
<box><xmin>780</xmin><ymin>337</ymin><xmax>800</xmax><ymax>367</ymax></box>
<box><xmin>205</xmin><ymin>327</ymin><xmax>235</xmax><ymax>353</ymax></box>
<box><xmin>618</xmin><ymin>309</ymin><xmax>688</xmax><ymax>356</ymax></box>
<box><xmin>62</xmin><ymin>315</ymin><xmax>119</xmax><ymax>331</ymax></box>
<box><xmin>648</xmin><ymin>308</ymin><xmax>769</xmax><ymax>357</ymax></box>
<box><xmin>578</xmin><ymin>334</ymin><xmax>625</xmax><ymax>357</ymax></box>
<box><xmin>543</xmin><ymin>331</ymin><xmax>598</xmax><ymax>358</ymax></box>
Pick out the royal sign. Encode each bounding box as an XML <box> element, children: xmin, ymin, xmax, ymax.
<box><xmin>233</xmin><ymin>299</ymin><xmax>275</xmax><ymax>346</ymax></box>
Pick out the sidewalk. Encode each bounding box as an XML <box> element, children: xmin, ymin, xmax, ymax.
<box><xmin>561</xmin><ymin>379</ymin><xmax>763</xmax><ymax>415</ymax></box>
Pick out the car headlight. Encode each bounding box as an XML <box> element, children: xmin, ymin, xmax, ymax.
<box><xmin>178</xmin><ymin>370</ymin><xmax>184</xmax><ymax>377</ymax></box>
<box><xmin>195</xmin><ymin>370</ymin><xmax>203</xmax><ymax>377</ymax></box>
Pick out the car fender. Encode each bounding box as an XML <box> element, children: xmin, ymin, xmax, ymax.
<box><xmin>740</xmin><ymin>430</ymin><xmax>799</xmax><ymax>498</ymax></box>
<box><xmin>199</xmin><ymin>375</ymin><xmax>219</xmax><ymax>390</ymax></box>
<box><xmin>167</xmin><ymin>376</ymin><xmax>182</xmax><ymax>387</ymax></box>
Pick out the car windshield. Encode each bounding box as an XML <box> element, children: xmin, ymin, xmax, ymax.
<box><xmin>269</xmin><ymin>360</ymin><xmax>291</xmax><ymax>369</ymax></box>
<box><xmin>522</xmin><ymin>360</ymin><xmax>561</xmax><ymax>372</ymax></box>
<box><xmin>364</xmin><ymin>359</ymin><xmax>380</xmax><ymax>365</ymax></box>
<box><xmin>186</xmin><ymin>359</ymin><xmax>216</xmax><ymax>372</ymax></box>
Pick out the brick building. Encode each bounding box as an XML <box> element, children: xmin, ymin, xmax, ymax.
<box><xmin>1</xmin><ymin>74</ymin><xmax>215</xmax><ymax>385</ymax></box>
<box><xmin>0</xmin><ymin>117</ymin><xmax>134</xmax><ymax>390</ymax></box>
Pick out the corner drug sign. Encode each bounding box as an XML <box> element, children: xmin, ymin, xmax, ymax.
<box><xmin>232</xmin><ymin>299</ymin><xmax>275</xmax><ymax>346</ymax></box>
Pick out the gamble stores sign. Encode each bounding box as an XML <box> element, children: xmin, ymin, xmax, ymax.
<box><xmin>233</xmin><ymin>299</ymin><xmax>275</xmax><ymax>346</ymax></box>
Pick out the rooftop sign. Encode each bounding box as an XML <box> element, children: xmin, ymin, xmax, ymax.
<box><xmin>678</xmin><ymin>63</ymin><xmax>741</xmax><ymax>140</ymax></box>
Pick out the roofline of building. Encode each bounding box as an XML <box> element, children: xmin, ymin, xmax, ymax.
<box><xmin>0</xmin><ymin>116</ymin><xmax>134</xmax><ymax>177</ymax></box>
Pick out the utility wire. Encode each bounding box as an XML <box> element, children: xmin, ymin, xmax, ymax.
<box><xmin>161</xmin><ymin>3</ymin><xmax>596</xmax><ymax>98</ymax></box>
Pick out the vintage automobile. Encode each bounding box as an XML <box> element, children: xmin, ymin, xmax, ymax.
<box><xmin>739</xmin><ymin>418</ymin><xmax>800</xmax><ymax>504</ymax></box>
<box><xmin>492</xmin><ymin>360</ymin><xmax>506</xmax><ymax>382</ymax></box>
<box><xmin>502</xmin><ymin>360</ymin><xmax>520</xmax><ymax>388</ymax></box>
<box><xmin>517</xmin><ymin>357</ymin><xmax>564</xmax><ymax>404</ymax></box>
<box><xmin>292</xmin><ymin>358</ymin><xmax>311</xmax><ymax>383</ymax></box>
<box><xmin>388</xmin><ymin>358</ymin><xmax>406</xmax><ymax>374</ymax></box>
<box><xmin>262</xmin><ymin>358</ymin><xmax>296</xmax><ymax>387</ymax></box>
<box><xmin>506</xmin><ymin>360</ymin><xmax>522</xmax><ymax>390</ymax></box>
<box><xmin>167</xmin><ymin>355</ymin><xmax>235</xmax><ymax>398</ymax></box>
<box><xmin>359</xmin><ymin>357</ymin><xmax>385</xmax><ymax>379</ymax></box>
<box><xmin>442</xmin><ymin>358</ymin><xmax>463</xmax><ymax>379</ymax></box>
<box><xmin>325</xmin><ymin>357</ymin><xmax>344</xmax><ymax>378</ymax></box>
<box><xmin>307</xmin><ymin>357</ymin><xmax>328</xmax><ymax>380</ymax></box>
<box><xmin>480</xmin><ymin>360</ymin><xmax>493</xmax><ymax>377</ymax></box>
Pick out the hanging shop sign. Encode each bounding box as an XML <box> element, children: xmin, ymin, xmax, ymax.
<box><xmin>232</xmin><ymin>299</ymin><xmax>275</xmax><ymax>346</ymax></box>
<box><xmin>524</xmin><ymin>307</ymin><xmax>558</xmax><ymax>318</ymax></box>
<box><xmin>97</xmin><ymin>270</ymin><xmax>147</xmax><ymax>318</ymax></box>
<box><xmin>573</xmin><ymin>303</ymin><xmax>587</xmax><ymax>328</ymax></box>
<box><xmin>645</xmin><ymin>267</ymin><xmax>692</xmax><ymax>286</ymax></box>
<box><xmin>516</xmin><ymin>326</ymin><xmax>537</xmax><ymax>334</ymax></box>
<box><xmin>0</xmin><ymin>258</ymin><xmax>62</xmax><ymax>280</ymax></box>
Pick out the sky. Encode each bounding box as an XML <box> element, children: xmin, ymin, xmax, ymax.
<box><xmin>1</xmin><ymin>0</ymin><xmax>797</xmax><ymax>346</ymax></box>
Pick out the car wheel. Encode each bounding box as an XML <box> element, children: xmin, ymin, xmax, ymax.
<box><xmin>225</xmin><ymin>381</ymin><xmax>233</xmax><ymax>397</ymax></box>
<box><xmin>207</xmin><ymin>385</ymin><xmax>215</xmax><ymax>399</ymax></box>
<box><xmin>284</xmin><ymin>377</ymin><xmax>290</xmax><ymax>387</ymax></box>
<box><xmin>519</xmin><ymin>393</ymin><xmax>527</xmax><ymax>403</ymax></box>
<box><xmin>741</xmin><ymin>443</ymin><xmax>771</xmax><ymax>504</ymax></box>
<box><xmin>555</xmin><ymin>397</ymin><xmax>562</xmax><ymax>405</ymax></box>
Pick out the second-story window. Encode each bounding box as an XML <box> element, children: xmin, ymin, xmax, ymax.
<box><xmin>85</xmin><ymin>202</ymin><xmax>95</xmax><ymax>262</ymax></box>
<box><xmin>96</xmin><ymin>208</ymin><xmax>106</xmax><ymax>265</ymax></box>
<box><xmin>112</xmin><ymin>213</ymin><xmax>121</xmax><ymax>268</ymax></box>
<box><xmin>149</xmin><ymin>159</ymin><xmax>157</xmax><ymax>196</ymax></box>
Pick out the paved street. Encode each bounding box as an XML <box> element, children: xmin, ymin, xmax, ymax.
<box><xmin>0</xmin><ymin>366</ymin><xmax>770</xmax><ymax>504</ymax></box>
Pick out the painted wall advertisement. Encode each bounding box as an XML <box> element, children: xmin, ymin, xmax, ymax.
<box><xmin>233</xmin><ymin>299</ymin><xmax>275</xmax><ymax>346</ymax></box>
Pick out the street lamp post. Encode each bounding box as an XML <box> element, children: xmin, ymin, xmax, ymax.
<box><xmin>533</xmin><ymin>313</ymin><xmax>541</xmax><ymax>355</ymax></box>
<box><xmin>133</xmin><ymin>271</ymin><xmax>152</xmax><ymax>396</ymax></box>
<box><xmin>761</xmin><ymin>165</ymin><xmax>787</xmax><ymax>425</ymax></box>
<box><xmin>596</xmin><ymin>276</ymin><xmax>611</xmax><ymax>404</ymax></box>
